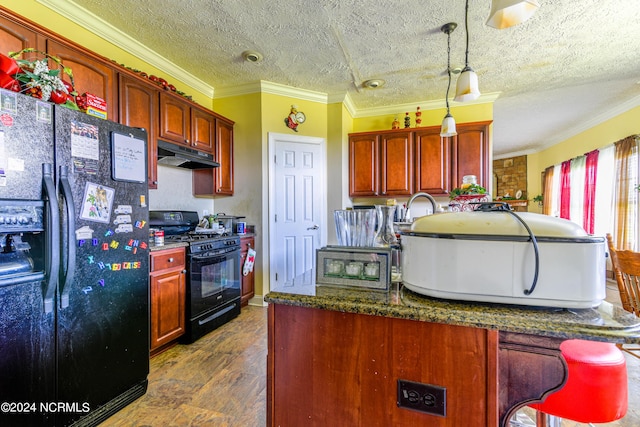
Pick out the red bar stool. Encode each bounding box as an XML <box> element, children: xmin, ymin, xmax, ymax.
<box><xmin>529</xmin><ymin>339</ymin><xmax>628</xmax><ymax>426</ymax></box>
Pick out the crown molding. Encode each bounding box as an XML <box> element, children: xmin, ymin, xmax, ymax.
<box><xmin>215</xmin><ymin>81</ymin><xmax>328</xmax><ymax>104</ymax></box>
<box><xmin>535</xmin><ymin>93</ymin><xmax>640</xmax><ymax>153</ymax></box>
<box><xmin>36</xmin><ymin>0</ymin><xmax>214</xmax><ymax>98</ymax></box>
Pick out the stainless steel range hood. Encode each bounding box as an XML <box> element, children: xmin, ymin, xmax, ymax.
<box><xmin>157</xmin><ymin>139</ymin><xmax>220</xmax><ymax>169</ymax></box>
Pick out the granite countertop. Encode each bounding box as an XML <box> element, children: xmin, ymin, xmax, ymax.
<box><xmin>264</xmin><ymin>271</ymin><xmax>640</xmax><ymax>344</ymax></box>
<box><xmin>149</xmin><ymin>241</ymin><xmax>189</xmax><ymax>252</ymax></box>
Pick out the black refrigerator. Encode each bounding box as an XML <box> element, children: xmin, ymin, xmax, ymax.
<box><xmin>0</xmin><ymin>91</ymin><xmax>150</xmax><ymax>426</ymax></box>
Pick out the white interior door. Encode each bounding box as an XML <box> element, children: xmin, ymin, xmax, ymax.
<box><xmin>269</xmin><ymin>133</ymin><xmax>326</xmax><ymax>289</ymax></box>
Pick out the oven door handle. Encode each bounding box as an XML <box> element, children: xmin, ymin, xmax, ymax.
<box><xmin>191</xmin><ymin>248</ymin><xmax>239</xmax><ymax>260</ymax></box>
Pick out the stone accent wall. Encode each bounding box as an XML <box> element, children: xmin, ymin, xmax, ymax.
<box><xmin>493</xmin><ymin>155</ymin><xmax>527</xmax><ymax>199</ymax></box>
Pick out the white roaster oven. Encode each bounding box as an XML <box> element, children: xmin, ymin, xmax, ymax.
<box><xmin>401</xmin><ymin>204</ymin><xmax>607</xmax><ymax>309</ymax></box>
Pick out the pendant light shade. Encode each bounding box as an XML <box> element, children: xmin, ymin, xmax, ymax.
<box><xmin>454</xmin><ymin>66</ymin><xmax>480</xmax><ymax>102</ymax></box>
<box><xmin>486</xmin><ymin>0</ymin><xmax>540</xmax><ymax>29</ymax></box>
<box><xmin>440</xmin><ymin>113</ymin><xmax>457</xmax><ymax>137</ymax></box>
<box><xmin>440</xmin><ymin>23</ymin><xmax>458</xmax><ymax>138</ymax></box>
<box><xmin>454</xmin><ymin>0</ymin><xmax>481</xmax><ymax>102</ymax></box>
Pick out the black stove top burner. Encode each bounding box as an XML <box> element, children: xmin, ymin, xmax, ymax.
<box><xmin>165</xmin><ymin>232</ymin><xmax>240</xmax><ymax>254</ymax></box>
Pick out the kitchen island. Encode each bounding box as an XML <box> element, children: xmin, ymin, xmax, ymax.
<box><xmin>264</xmin><ymin>273</ymin><xmax>640</xmax><ymax>427</ymax></box>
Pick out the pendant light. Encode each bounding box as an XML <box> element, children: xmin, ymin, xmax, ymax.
<box><xmin>486</xmin><ymin>0</ymin><xmax>540</xmax><ymax>29</ymax></box>
<box><xmin>440</xmin><ymin>22</ymin><xmax>457</xmax><ymax>137</ymax></box>
<box><xmin>454</xmin><ymin>0</ymin><xmax>481</xmax><ymax>102</ymax></box>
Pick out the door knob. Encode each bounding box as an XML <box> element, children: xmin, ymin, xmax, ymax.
<box><xmin>307</xmin><ymin>225</ymin><xmax>319</xmax><ymax>230</ymax></box>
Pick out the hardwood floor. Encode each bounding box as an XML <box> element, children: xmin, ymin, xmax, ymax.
<box><xmin>101</xmin><ymin>291</ymin><xmax>639</xmax><ymax>427</ymax></box>
<box><xmin>100</xmin><ymin>306</ymin><xmax>267</xmax><ymax>426</ymax></box>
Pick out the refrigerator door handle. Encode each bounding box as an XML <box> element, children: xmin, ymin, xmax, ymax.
<box><xmin>42</xmin><ymin>163</ymin><xmax>60</xmax><ymax>314</ymax></box>
<box><xmin>59</xmin><ymin>165</ymin><xmax>76</xmax><ymax>309</ymax></box>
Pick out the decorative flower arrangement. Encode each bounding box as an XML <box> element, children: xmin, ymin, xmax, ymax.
<box><xmin>448</xmin><ymin>184</ymin><xmax>487</xmax><ymax>200</ymax></box>
<box><xmin>0</xmin><ymin>48</ymin><xmax>79</xmax><ymax>109</ymax></box>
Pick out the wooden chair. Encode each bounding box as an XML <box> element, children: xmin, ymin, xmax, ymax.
<box><xmin>606</xmin><ymin>233</ymin><xmax>640</xmax><ymax>359</ymax></box>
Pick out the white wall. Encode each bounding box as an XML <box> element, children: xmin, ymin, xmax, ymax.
<box><xmin>148</xmin><ymin>165</ymin><xmax>214</xmax><ymax>217</ymax></box>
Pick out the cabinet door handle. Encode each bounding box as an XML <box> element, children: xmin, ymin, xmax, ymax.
<box><xmin>307</xmin><ymin>225</ymin><xmax>319</xmax><ymax>230</ymax></box>
<box><xmin>168</xmin><ymin>257</ymin><xmax>174</xmax><ymax>263</ymax></box>
<box><xmin>185</xmin><ymin>139</ymin><xmax>190</xmax><ymax>143</ymax></box>
<box><xmin>182</xmin><ymin>269</ymin><xmax>187</xmax><ymax>274</ymax></box>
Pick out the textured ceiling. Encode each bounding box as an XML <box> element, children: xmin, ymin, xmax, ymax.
<box><xmin>58</xmin><ymin>0</ymin><xmax>640</xmax><ymax>157</ymax></box>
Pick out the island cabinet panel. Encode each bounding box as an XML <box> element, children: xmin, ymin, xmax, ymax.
<box><xmin>349</xmin><ymin>133</ymin><xmax>379</xmax><ymax>196</ymax></box>
<box><xmin>46</xmin><ymin>40</ymin><xmax>118</xmax><ymax>121</ymax></box>
<box><xmin>150</xmin><ymin>248</ymin><xmax>186</xmax><ymax>356</ymax></box>
<box><xmin>267</xmin><ymin>304</ymin><xmax>499</xmax><ymax>427</ymax></box>
<box><xmin>118</xmin><ymin>74</ymin><xmax>159</xmax><ymax>189</ymax></box>
<box><xmin>414</xmin><ymin>128</ymin><xmax>451</xmax><ymax>196</ymax></box>
<box><xmin>380</xmin><ymin>132</ymin><xmax>414</xmax><ymax>196</ymax></box>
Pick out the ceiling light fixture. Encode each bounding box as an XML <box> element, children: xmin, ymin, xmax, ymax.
<box><xmin>242</xmin><ymin>50</ymin><xmax>263</xmax><ymax>63</ymax></box>
<box><xmin>486</xmin><ymin>0</ymin><xmax>540</xmax><ymax>29</ymax></box>
<box><xmin>363</xmin><ymin>79</ymin><xmax>385</xmax><ymax>89</ymax></box>
<box><xmin>454</xmin><ymin>0</ymin><xmax>481</xmax><ymax>102</ymax></box>
<box><xmin>441</xmin><ymin>22</ymin><xmax>458</xmax><ymax>138</ymax></box>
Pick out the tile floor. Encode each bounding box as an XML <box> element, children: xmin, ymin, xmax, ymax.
<box><xmin>100</xmin><ymin>283</ymin><xmax>639</xmax><ymax>426</ymax></box>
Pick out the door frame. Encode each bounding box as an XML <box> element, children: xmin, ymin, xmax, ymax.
<box><xmin>267</xmin><ymin>132</ymin><xmax>327</xmax><ymax>295</ymax></box>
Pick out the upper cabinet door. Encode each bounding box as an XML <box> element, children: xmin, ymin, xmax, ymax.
<box><xmin>214</xmin><ymin>118</ymin><xmax>234</xmax><ymax>195</ymax></box>
<box><xmin>349</xmin><ymin>133</ymin><xmax>379</xmax><ymax>197</ymax></box>
<box><xmin>191</xmin><ymin>106</ymin><xmax>215</xmax><ymax>154</ymax></box>
<box><xmin>380</xmin><ymin>132</ymin><xmax>413</xmax><ymax>197</ymax></box>
<box><xmin>452</xmin><ymin>122</ymin><xmax>491</xmax><ymax>190</ymax></box>
<box><xmin>46</xmin><ymin>40</ymin><xmax>118</xmax><ymax>121</ymax></box>
<box><xmin>159</xmin><ymin>91</ymin><xmax>191</xmax><ymax>146</ymax></box>
<box><xmin>0</xmin><ymin>13</ymin><xmax>46</xmax><ymax>55</ymax></box>
<box><xmin>414</xmin><ymin>128</ymin><xmax>451</xmax><ymax>196</ymax></box>
<box><xmin>118</xmin><ymin>74</ymin><xmax>159</xmax><ymax>189</ymax></box>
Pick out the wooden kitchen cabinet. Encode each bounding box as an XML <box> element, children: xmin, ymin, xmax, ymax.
<box><xmin>349</xmin><ymin>133</ymin><xmax>379</xmax><ymax>197</ymax></box>
<box><xmin>0</xmin><ymin>12</ymin><xmax>46</xmax><ymax>58</ymax></box>
<box><xmin>46</xmin><ymin>40</ymin><xmax>118</xmax><ymax>121</ymax></box>
<box><xmin>0</xmin><ymin>10</ymin><xmax>118</xmax><ymax>120</ymax></box>
<box><xmin>349</xmin><ymin>130</ymin><xmax>414</xmax><ymax>197</ymax></box>
<box><xmin>414</xmin><ymin>127</ymin><xmax>451</xmax><ymax>196</ymax></box>
<box><xmin>349</xmin><ymin>122</ymin><xmax>490</xmax><ymax>198</ymax></box>
<box><xmin>159</xmin><ymin>91</ymin><xmax>215</xmax><ymax>154</ymax></box>
<box><xmin>192</xmin><ymin>117</ymin><xmax>235</xmax><ymax>196</ymax></box>
<box><xmin>452</xmin><ymin>121</ymin><xmax>491</xmax><ymax>192</ymax></box>
<box><xmin>118</xmin><ymin>73</ymin><xmax>159</xmax><ymax>189</ymax></box>
<box><xmin>149</xmin><ymin>247</ymin><xmax>186</xmax><ymax>356</ymax></box>
<box><xmin>240</xmin><ymin>236</ymin><xmax>255</xmax><ymax>307</ymax></box>
<box><xmin>380</xmin><ymin>131</ymin><xmax>414</xmax><ymax>196</ymax></box>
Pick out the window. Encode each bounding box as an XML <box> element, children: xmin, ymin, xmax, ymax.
<box><xmin>543</xmin><ymin>135</ymin><xmax>640</xmax><ymax>250</ymax></box>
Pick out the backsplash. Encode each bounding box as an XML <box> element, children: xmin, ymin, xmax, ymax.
<box><xmin>148</xmin><ymin>164</ymin><xmax>214</xmax><ymax>217</ymax></box>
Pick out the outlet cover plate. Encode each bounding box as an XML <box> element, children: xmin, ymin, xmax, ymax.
<box><xmin>397</xmin><ymin>379</ymin><xmax>446</xmax><ymax>417</ymax></box>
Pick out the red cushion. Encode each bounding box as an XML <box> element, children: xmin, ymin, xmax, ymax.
<box><xmin>530</xmin><ymin>339</ymin><xmax>628</xmax><ymax>423</ymax></box>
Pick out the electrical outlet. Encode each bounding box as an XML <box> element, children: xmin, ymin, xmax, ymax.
<box><xmin>397</xmin><ymin>379</ymin><xmax>446</xmax><ymax>417</ymax></box>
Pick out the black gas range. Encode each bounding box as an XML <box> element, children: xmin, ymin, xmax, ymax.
<box><xmin>165</xmin><ymin>232</ymin><xmax>240</xmax><ymax>255</ymax></box>
<box><xmin>150</xmin><ymin>210</ymin><xmax>241</xmax><ymax>343</ymax></box>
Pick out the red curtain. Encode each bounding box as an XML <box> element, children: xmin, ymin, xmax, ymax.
<box><xmin>560</xmin><ymin>160</ymin><xmax>572</xmax><ymax>220</ymax></box>
<box><xmin>583</xmin><ymin>150</ymin><xmax>599</xmax><ymax>234</ymax></box>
